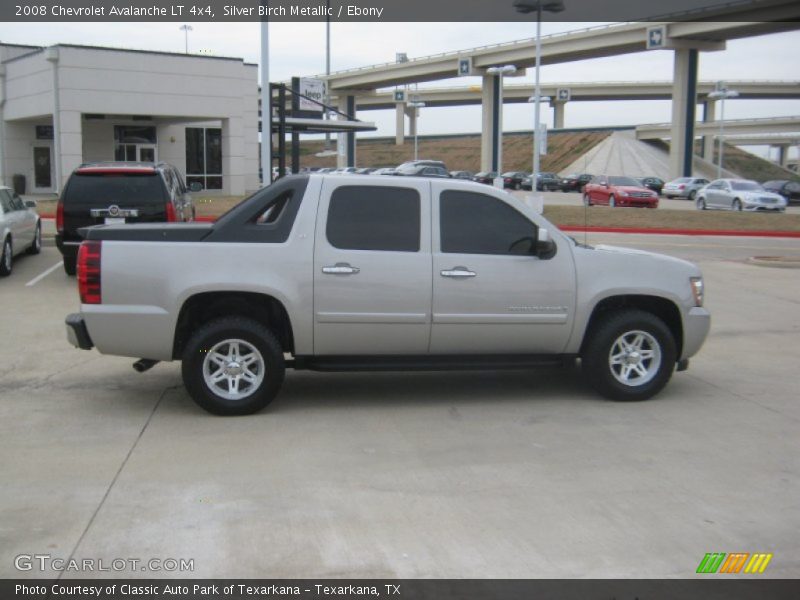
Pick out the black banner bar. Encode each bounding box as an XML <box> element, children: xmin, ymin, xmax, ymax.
<box><xmin>2</xmin><ymin>0</ymin><xmax>796</xmax><ymax>22</ymax></box>
<box><xmin>3</xmin><ymin>579</ymin><xmax>800</xmax><ymax>600</ymax></box>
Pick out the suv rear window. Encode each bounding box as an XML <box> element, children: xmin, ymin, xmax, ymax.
<box><xmin>64</xmin><ymin>173</ymin><xmax>167</xmax><ymax>206</ymax></box>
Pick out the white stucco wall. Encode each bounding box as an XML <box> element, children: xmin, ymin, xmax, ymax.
<box><xmin>2</xmin><ymin>44</ymin><xmax>258</xmax><ymax>194</ymax></box>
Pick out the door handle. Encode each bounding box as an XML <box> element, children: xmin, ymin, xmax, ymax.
<box><xmin>441</xmin><ymin>267</ymin><xmax>476</xmax><ymax>278</ymax></box>
<box><xmin>322</xmin><ymin>262</ymin><xmax>360</xmax><ymax>275</ymax></box>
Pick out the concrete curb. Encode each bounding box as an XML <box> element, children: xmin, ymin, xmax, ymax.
<box><xmin>746</xmin><ymin>256</ymin><xmax>800</xmax><ymax>268</ymax></box>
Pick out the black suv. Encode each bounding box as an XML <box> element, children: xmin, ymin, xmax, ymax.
<box><xmin>56</xmin><ymin>162</ymin><xmax>198</xmax><ymax>275</ymax></box>
<box><xmin>560</xmin><ymin>173</ymin><xmax>593</xmax><ymax>193</ymax></box>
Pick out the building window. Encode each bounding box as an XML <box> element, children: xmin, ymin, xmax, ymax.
<box><xmin>35</xmin><ymin>125</ymin><xmax>54</xmax><ymax>140</ymax></box>
<box><xmin>186</xmin><ymin>127</ymin><xmax>222</xmax><ymax>190</ymax></box>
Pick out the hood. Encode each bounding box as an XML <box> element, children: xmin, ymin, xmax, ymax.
<box><xmin>613</xmin><ymin>186</ymin><xmax>654</xmax><ymax>194</ymax></box>
<box><xmin>739</xmin><ymin>190</ymin><xmax>785</xmax><ymax>201</ymax></box>
<box><xmin>592</xmin><ymin>244</ymin><xmax>699</xmax><ymax>272</ymax></box>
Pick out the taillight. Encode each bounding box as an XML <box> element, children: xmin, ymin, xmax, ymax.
<box><xmin>56</xmin><ymin>199</ymin><xmax>65</xmax><ymax>233</ymax></box>
<box><xmin>165</xmin><ymin>202</ymin><xmax>177</xmax><ymax>222</ymax></box>
<box><xmin>679</xmin><ymin>184</ymin><xmax>686</xmax><ymax>190</ymax></box>
<box><xmin>77</xmin><ymin>241</ymin><xmax>102</xmax><ymax>304</ymax></box>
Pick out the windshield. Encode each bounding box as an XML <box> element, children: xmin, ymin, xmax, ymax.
<box><xmin>609</xmin><ymin>177</ymin><xmax>642</xmax><ymax>187</ymax></box>
<box><xmin>731</xmin><ymin>181</ymin><xmax>763</xmax><ymax>191</ymax></box>
<box><xmin>672</xmin><ymin>178</ymin><xmax>691</xmax><ymax>184</ymax></box>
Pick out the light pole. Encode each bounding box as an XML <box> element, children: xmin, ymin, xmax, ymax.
<box><xmin>179</xmin><ymin>24</ymin><xmax>193</xmax><ymax>54</ymax></box>
<box><xmin>324</xmin><ymin>0</ymin><xmax>331</xmax><ymax>150</ymax></box>
<box><xmin>527</xmin><ymin>95</ymin><xmax>550</xmax><ymax>189</ymax></box>
<box><xmin>486</xmin><ymin>65</ymin><xmax>517</xmax><ymax>180</ymax></box>
<box><xmin>708</xmin><ymin>83</ymin><xmax>739</xmax><ymax>179</ymax></box>
<box><xmin>407</xmin><ymin>99</ymin><xmax>426</xmax><ymax>160</ymax></box>
<box><xmin>514</xmin><ymin>1</ymin><xmax>565</xmax><ymax>187</ymax></box>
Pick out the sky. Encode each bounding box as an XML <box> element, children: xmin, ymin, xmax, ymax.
<box><xmin>1</xmin><ymin>21</ymin><xmax>798</xmax><ymax>159</ymax></box>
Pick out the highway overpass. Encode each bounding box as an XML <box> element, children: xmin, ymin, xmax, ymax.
<box><xmin>296</xmin><ymin>0</ymin><xmax>800</xmax><ymax>177</ymax></box>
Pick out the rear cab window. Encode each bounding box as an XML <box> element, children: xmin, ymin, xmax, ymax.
<box><xmin>326</xmin><ymin>185</ymin><xmax>420</xmax><ymax>252</ymax></box>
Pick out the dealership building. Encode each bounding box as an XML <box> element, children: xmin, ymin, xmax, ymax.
<box><xmin>0</xmin><ymin>42</ymin><xmax>259</xmax><ymax>195</ymax></box>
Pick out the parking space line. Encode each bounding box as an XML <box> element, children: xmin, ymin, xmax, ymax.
<box><xmin>26</xmin><ymin>262</ymin><xmax>63</xmax><ymax>287</ymax></box>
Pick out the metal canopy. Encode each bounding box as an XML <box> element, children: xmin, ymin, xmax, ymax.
<box><xmin>271</xmin><ymin>116</ymin><xmax>376</xmax><ymax>134</ymax></box>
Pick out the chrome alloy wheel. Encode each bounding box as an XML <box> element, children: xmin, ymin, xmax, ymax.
<box><xmin>608</xmin><ymin>330</ymin><xmax>662</xmax><ymax>387</ymax></box>
<box><xmin>202</xmin><ymin>339</ymin><xmax>265</xmax><ymax>401</ymax></box>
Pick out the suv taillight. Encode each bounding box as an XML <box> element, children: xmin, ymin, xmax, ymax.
<box><xmin>56</xmin><ymin>199</ymin><xmax>65</xmax><ymax>233</ymax></box>
<box><xmin>77</xmin><ymin>241</ymin><xmax>102</xmax><ymax>304</ymax></box>
<box><xmin>165</xmin><ymin>202</ymin><xmax>177</xmax><ymax>222</ymax></box>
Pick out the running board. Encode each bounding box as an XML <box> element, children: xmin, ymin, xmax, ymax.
<box><xmin>291</xmin><ymin>354</ymin><xmax>577</xmax><ymax>372</ymax></box>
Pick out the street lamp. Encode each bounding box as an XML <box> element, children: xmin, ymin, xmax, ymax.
<box><xmin>708</xmin><ymin>83</ymin><xmax>739</xmax><ymax>179</ymax></box>
<box><xmin>486</xmin><ymin>65</ymin><xmax>517</xmax><ymax>180</ymax></box>
<box><xmin>179</xmin><ymin>24</ymin><xmax>193</xmax><ymax>54</ymax></box>
<box><xmin>407</xmin><ymin>99</ymin><xmax>426</xmax><ymax>160</ymax></box>
<box><xmin>514</xmin><ymin>0</ymin><xmax>565</xmax><ymax>188</ymax></box>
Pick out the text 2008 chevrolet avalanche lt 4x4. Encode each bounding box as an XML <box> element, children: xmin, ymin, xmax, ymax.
<box><xmin>65</xmin><ymin>175</ymin><xmax>710</xmax><ymax>415</ymax></box>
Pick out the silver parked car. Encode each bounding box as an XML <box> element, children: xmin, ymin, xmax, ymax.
<box><xmin>696</xmin><ymin>179</ymin><xmax>787</xmax><ymax>212</ymax></box>
<box><xmin>663</xmin><ymin>177</ymin><xmax>710</xmax><ymax>200</ymax></box>
<box><xmin>0</xmin><ymin>186</ymin><xmax>42</xmax><ymax>276</ymax></box>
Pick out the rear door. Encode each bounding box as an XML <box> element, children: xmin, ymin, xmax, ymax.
<box><xmin>430</xmin><ymin>183</ymin><xmax>576</xmax><ymax>354</ymax></box>
<box><xmin>313</xmin><ymin>179</ymin><xmax>433</xmax><ymax>355</ymax></box>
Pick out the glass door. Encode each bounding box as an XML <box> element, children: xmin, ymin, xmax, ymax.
<box><xmin>32</xmin><ymin>145</ymin><xmax>53</xmax><ymax>191</ymax></box>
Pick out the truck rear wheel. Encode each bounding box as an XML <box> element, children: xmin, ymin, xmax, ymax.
<box><xmin>582</xmin><ymin>309</ymin><xmax>676</xmax><ymax>401</ymax></box>
<box><xmin>182</xmin><ymin>317</ymin><xmax>285</xmax><ymax>415</ymax></box>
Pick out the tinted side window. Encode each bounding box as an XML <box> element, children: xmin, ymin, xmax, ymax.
<box><xmin>0</xmin><ymin>190</ymin><xmax>12</xmax><ymax>213</ymax></box>
<box><xmin>440</xmin><ymin>191</ymin><xmax>537</xmax><ymax>256</ymax></box>
<box><xmin>327</xmin><ymin>186</ymin><xmax>420</xmax><ymax>252</ymax></box>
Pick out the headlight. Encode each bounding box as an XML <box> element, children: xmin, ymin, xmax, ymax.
<box><xmin>690</xmin><ymin>277</ymin><xmax>704</xmax><ymax>307</ymax></box>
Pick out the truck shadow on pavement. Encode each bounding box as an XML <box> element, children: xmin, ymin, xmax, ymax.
<box><xmin>158</xmin><ymin>366</ymin><xmax>597</xmax><ymax>416</ymax></box>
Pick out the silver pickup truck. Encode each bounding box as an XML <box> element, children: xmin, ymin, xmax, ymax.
<box><xmin>66</xmin><ymin>174</ymin><xmax>710</xmax><ymax>415</ymax></box>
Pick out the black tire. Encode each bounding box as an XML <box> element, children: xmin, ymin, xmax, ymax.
<box><xmin>733</xmin><ymin>199</ymin><xmax>742</xmax><ymax>212</ymax></box>
<box><xmin>697</xmin><ymin>197</ymin><xmax>707</xmax><ymax>211</ymax></box>
<box><xmin>27</xmin><ymin>222</ymin><xmax>42</xmax><ymax>255</ymax></box>
<box><xmin>63</xmin><ymin>255</ymin><xmax>77</xmax><ymax>276</ymax></box>
<box><xmin>688</xmin><ymin>190</ymin><xmax>696</xmax><ymax>202</ymax></box>
<box><xmin>181</xmin><ymin>316</ymin><xmax>285</xmax><ymax>416</ymax></box>
<box><xmin>665</xmin><ymin>195</ymin><xmax>674</xmax><ymax>199</ymax></box>
<box><xmin>581</xmin><ymin>309</ymin><xmax>677</xmax><ymax>402</ymax></box>
<box><xmin>609</xmin><ymin>194</ymin><xmax>616</xmax><ymax>208</ymax></box>
<box><xmin>0</xmin><ymin>237</ymin><xmax>12</xmax><ymax>277</ymax></box>
<box><xmin>583</xmin><ymin>194</ymin><xmax>592</xmax><ymax>207</ymax></box>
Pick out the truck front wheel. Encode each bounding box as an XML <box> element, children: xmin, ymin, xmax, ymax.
<box><xmin>182</xmin><ymin>317</ymin><xmax>285</xmax><ymax>415</ymax></box>
<box><xmin>582</xmin><ymin>309</ymin><xmax>676</xmax><ymax>401</ymax></box>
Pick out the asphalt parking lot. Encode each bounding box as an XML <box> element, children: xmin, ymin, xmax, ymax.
<box><xmin>1</xmin><ymin>233</ymin><xmax>799</xmax><ymax>579</ymax></box>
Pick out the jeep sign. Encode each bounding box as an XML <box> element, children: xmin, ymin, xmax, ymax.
<box><xmin>299</xmin><ymin>78</ymin><xmax>326</xmax><ymax>112</ymax></box>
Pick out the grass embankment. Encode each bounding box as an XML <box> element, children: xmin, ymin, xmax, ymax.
<box><xmin>543</xmin><ymin>205</ymin><xmax>800</xmax><ymax>232</ymax></box>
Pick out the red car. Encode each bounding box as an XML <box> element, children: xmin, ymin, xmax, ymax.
<box><xmin>583</xmin><ymin>176</ymin><xmax>659</xmax><ymax>208</ymax></box>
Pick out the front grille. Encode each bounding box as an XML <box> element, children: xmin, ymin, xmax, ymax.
<box><xmin>759</xmin><ymin>197</ymin><xmax>777</xmax><ymax>204</ymax></box>
<box><xmin>629</xmin><ymin>192</ymin><xmax>653</xmax><ymax>198</ymax></box>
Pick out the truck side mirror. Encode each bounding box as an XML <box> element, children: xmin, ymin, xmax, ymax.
<box><xmin>188</xmin><ymin>182</ymin><xmax>203</xmax><ymax>192</ymax></box>
<box><xmin>24</xmin><ymin>199</ymin><xmax>37</xmax><ymax>209</ymax></box>
<box><xmin>536</xmin><ymin>228</ymin><xmax>557</xmax><ymax>260</ymax></box>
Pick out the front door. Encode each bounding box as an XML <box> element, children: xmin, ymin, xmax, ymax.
<box><xmin>32</xmin><ymin>145</ymin><xmax>53</xmax><ymax>191</ymax></box>
<box><xmin>313</xmin><ymin>179</ymin><xmax>432</xmax><ymax>355</ymax></box>
<box><xmin>430</xmin><ymin>183</ymin><xmax>576</xmax><ymax>354</ymax></box>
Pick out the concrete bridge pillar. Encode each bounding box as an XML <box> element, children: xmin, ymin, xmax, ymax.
<box><xmin>669</xmin><ymin>48</ymin><xmax>699</xmax><ymax>179</ymax></box>
<box><xmin>551</xmin><ymin>101</ymin><xmax>565</xmax><ymax>129</ymax></box>
<box><xmin>777</xmin><ymin>144</ymin><xmax>790</xmax><ymax>168</ymax></box>
<box><xmin>407</xmin><ymin>107</ymin><xmax>418</xmax><ymax>138</ymax></box>
<box><xmin>480</xmin><ymin>74</ymin><xmax>501</xmax><ymax>173</ymax></box>
<box><xmin>395</xmin><ymin>103</ymin><xmax>405</xmax><ymax>146</ymax></box>
<box><xmin>702</xmin><ymin>100</ymin><xmax>716</xmax><ymax>161</ymax></box>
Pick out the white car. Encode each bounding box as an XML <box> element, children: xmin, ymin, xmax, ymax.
<box><xmin>0</xmin><ymin>186</ymin><xmax>42</xmax><ymax>276</ymax></box>
<box><xmin>696</xmin><ymin>179</ymin><xmax>787</xmax><ymax>212</ymax></box>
